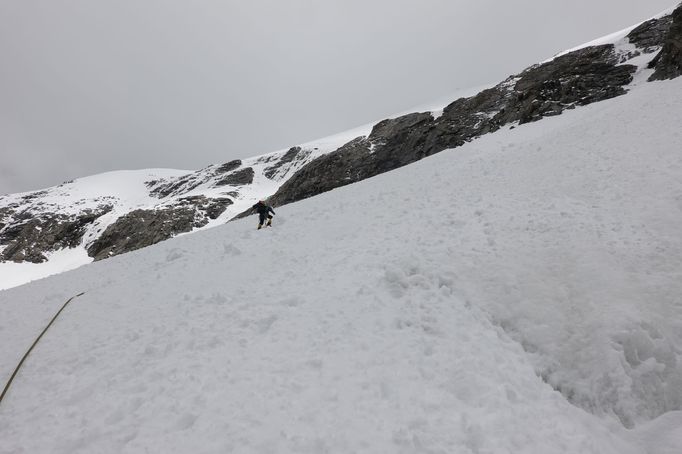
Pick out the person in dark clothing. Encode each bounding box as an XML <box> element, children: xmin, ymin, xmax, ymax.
<box><xmin>253</xmin><ymin>200</ymin><xmax>275</xmax><ymax>229</ymax></box>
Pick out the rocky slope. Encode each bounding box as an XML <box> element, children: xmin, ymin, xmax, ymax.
<box><xmin>266</xmin><ymin>5</ymin><xmax>682</xmax><ymax>208</ymax></box>
<box><xmin>0</xmin><ymin>144</ymin><xmax>332</xmax><ymax>266</ymax></box>
<box><xmin>1</xmin><ymin>3</ymin><xmax>681</xmax><ymax>286</ymax></box>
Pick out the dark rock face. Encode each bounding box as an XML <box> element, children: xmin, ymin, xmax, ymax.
<box><xmin>214</xmin><ymin>167</ymin><xmax>255</xmax><ymax>186</ymax></box>
<box><xmin>148</xmin><ymin>174</ymin><xmax>205</xmax><ymax>198</ymax></box>
<box><xmin>0</xmin><ymin>207</ymin><xmax>14</xmax><ymax>232</ymax></box>
<box><xmin>506</xmin><ymin>47</ymin><xmax>635</xmax><ymax>124</ymax></box>
<box><xmin>369</xmin><ymin>112</ymin><xmax>436</xmax><ymax>162</ymax></box>
<box><xmin>267</xmin><ymin>44</ymin><xmax>636</xmax><ymax>208</ymax></box>
<box><xmin>649</xmin><ymin>5</ymin><xmax>682</xmax><ymax>81</ymax></box>
<box><xmin>264</xmin><ymin>147</ymin><xmax>311</xmax><ymax>180</ymax></box>
<box><xmin>86</xmin><ymin>196</ymin><xmax>233</xmax><ymax>260</ymax></box>
<box><xmin>268</xmin><ymin>138</ymin><xmax>372</xmax><ymax>207</ymax></box>
<box><xmin>178</xmin><ymin>195</ymin><xmax>233</xmax><ymax>219</ymax></box>
<box><xmin>19</xmin><ymin>191</ymin><xmax>48</xmax><ymax>202</ymax></box>
<box><xmin>628</xmin><ymin>15</ymin><xmax>675</xmax><ymax>53</ymax></box>
<box><xmin>0</xmin><ymin>206</ymin><xmax>112</xmax><ymax>263</ymax></box>
<box><xmin>147</xmin><ymin>160</ymin><xmax>250</xmax><ymax>198</ymax></box>
<box><xmin>87</xmin><ymin>207</ymin><xmax>198</xmax><ymax>260</ymax></box>
<box><xmin>203</xmin><ymin>199</ymin><xmax>232</xmax><ymax>219</ymax></box>
<box><xmin>215</xmin><ymin>160</ymin><xmax>242</xmax><ymax>173</ymax></box>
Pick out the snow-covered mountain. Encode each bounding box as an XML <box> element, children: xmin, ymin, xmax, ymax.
<box><xmin>2</xmin><ymin>4</ymin><xmax>680</xmax><ymax>290</ymax></box>
<box><xmin>0</xmin><ymin>123</ymin><xmax>378</xmax><ymax>289</ymax></box>
<box><xmin>2</xmin><ymin>52</ymin><xmax>682</xmax><ymax>454</ymax></box>
<box><xmin>1</xmin><ymin>4</ymin><xmax>682</xmax><ymax>453</ymax></box>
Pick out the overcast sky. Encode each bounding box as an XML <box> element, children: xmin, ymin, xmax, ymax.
<box><xmin>0</xmin><ymin>0</ymin><xmax>676</xmax><ymax>194</ymax></box>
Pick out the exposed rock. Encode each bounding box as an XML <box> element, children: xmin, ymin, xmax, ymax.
<box><xmin>264</xmin><ymin>147</ymin><xmax>310</xmax><ymax>180</ymax></box>
<box><xmin>148</xmin><ymin>173</ymin><xmax>205</xmax><ymax>198</ymax></box>
<box><xmin>0</xmin><ymin>207</ymin><xmax>13</xmax><ymax>231</ymax></box>
<box><xmin>178</xmin><ymin>195</ymin><xmax>233</xmax><ymax>219</ymax></box>
<box><xmin>504</xmin><ymin>46</ymin><xmax>635</xmax><ymax>124</ymax></box>
<box><xmin>87</xmin><ymin>207</ymin><xmax>201</xmax><ymax>261</ymax></box>
<box><xmin>85</xmin><ymin>194</ymin><xmax>235</xmax><ymax>261</ymax></box>
<box><xmin>649</xmin><ymin>5</ymin><xmax>682</xmax><ymax>81</ymax></box>
<box><xmin>20</xmin><ymin>191</ymin><xmax>48</xmax><ymax>202</ymax></box>
<box><xmin>215</xmin><ymin>160</ymin><xmax>242</xmax><ymax>173</ymax></box>
<box><xmin>179</xmin><ymin>196</ymin><xmax>208</xmax><ymax>204</ymax></box>
<box><xmin>0</xmin><ymin>206</ymin><xmax>112</xmax><ymax>263</ymax></box>
<box><xmin>144</xmin><ymin>179</ymin><xmax>161</xmax><ymax>189</ymax></box>
<box><xmin>627</xmin><ymin>15</ymin><xmax>674</xmax><ymax>53</ymax></box>
<box><xmin>255</xmin><ymin>154</ymin><xmax>279</xmax><ymax>165</ymax></box>
<box><xmin>146</xmin><ymin>160</ymin><xmax>246</xmax><ymax>198</ymax></box>
<box><xmin>268</xmin><ymin>138</ymin><xmax>372</xmax><ymax>208</ymax></box>
<box><xmin>214</xmin><ymin>167</ymin><xmax>255</xmax><ymax>186</ymax></box>
<box><xmin>203</xmin><ymin>198</ymin><xmax>233</xmax><ymax>219</ymax></box>
<box><xmin>368</xmin><ymin>112</ymin><xmax>436</xmax><ymax>162</ymax></box>
<box><xmin>264</xmin><ymin>45</ymin><xmax>636</xmax><ymax>209</ymax></box>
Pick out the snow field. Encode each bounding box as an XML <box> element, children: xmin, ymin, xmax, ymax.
<box><xmin>0</xmin><ymin>247</ymin><xmax>91</xmax><ymax>291</ymax></box>
<box><xmin>0</xmin><ymin>221</ymin><xmax>635</xmax><ymax>453</ymax></box>
<box><xmin>0</xmin><ymin>85</ymin><xmax>493</xmax><ymax>291</ymax></box>
<box><xmin>1</xmin><ymin>78</ymin><xmax>682</xmax><ymax>452</ymax></box>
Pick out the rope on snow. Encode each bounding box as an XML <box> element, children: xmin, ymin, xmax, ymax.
<box><xmin>0</xmin><ymin>292</ymin><xmax>86</xmax><ymax>407</ymax></box>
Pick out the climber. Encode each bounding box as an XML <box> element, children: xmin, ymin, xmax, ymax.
<box><xmin>252</xmin><ymin>200</ymin><xmax>275</xmax><ymax>229</ymax></box>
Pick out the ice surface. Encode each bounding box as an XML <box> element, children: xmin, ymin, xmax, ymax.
<box><xmin>1</xmin><ymin>76</ymin><xmax>680</xmax><ymax>453</ymax></box>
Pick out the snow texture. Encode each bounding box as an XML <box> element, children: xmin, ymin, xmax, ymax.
<box><xmin>1</xmin><ymin>74</ymin><xmax>681</xmax><ymax>453</ymax></box>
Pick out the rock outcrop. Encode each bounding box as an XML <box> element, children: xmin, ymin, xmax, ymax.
<box><xmin>178</xmin><ymin>196</ymin><xmax>233</xmax><ymax>220</ymax></box>
<box><xmin>265</xmin><ymin>6</ymin><xmax>682</xmax><ymax>213</ymax></box>
<box><xmin>627</xmin><ymin>15</ymin><xmax>675</xmax><ymax>53</ymax></box>
<box><xmin>649</xmin><ymin>5</ymin><xmax>682</xmax><ymax>81</ymax></box>
<box><xmin>148</xmin><ymin>161</ymin><xmax>253</xmax><ymax>198</ymax></box>
<box><xmin>87</xmin><ymin>207</ymin><xmax>197</xmax><ymax>260</ymax></box>
<box><xmin>148</xmin><ymin>173</ymin><xmax>206</xmax><ymax>198</ymax></box>
<box><xmin>215</xmin><ymin>160</ymin><xmax>242</xmax><ymax>174</ymax></box>
<box><xmin>86</xmin><ymin>196</ymin><xmax>233</xmax><ymax>261</ymax></box>
<box><xmin>263</xmin><ymin>147</ymin><xmax>312</xmax><ymax>180</ymax></box>
<box><xmin>268</xmin><ymin>44</ymin><xmax>638</xmax><ymax>207</ymax></box>
<box><xmin>0</xmin><ymin>206</ymin><xmax>112</xmax><ymax>263</ymax></box>
<box><xmin>214</xmin><ymin>167</ymin><xmax>255</xmax><ymax>186</ymax></box>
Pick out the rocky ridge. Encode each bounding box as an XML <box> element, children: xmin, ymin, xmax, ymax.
<box><xmin>265</xmin><ymin>7</ymin><xmax>681</xmax><ymax>208</ymax></box>
<box><xmin>0</xmin><ymin>143</ymin><xmax>319</xmax><ymax>264</ymax></box>
<box><xmin>649</xmin><ymin>4</ymin><xmax>682</xmax><ymax>80</ymax></box>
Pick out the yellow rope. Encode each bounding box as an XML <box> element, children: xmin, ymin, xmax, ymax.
<box><xmin>0</xmin><ymin>292</ymin><xmax>85</xmax><ymax>407</ymax></box>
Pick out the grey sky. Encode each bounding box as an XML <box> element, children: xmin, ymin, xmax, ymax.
<box><xmin>0</xmin><ymin>0</ymin><xmax>675</xmax><ymax>194</ymax></box>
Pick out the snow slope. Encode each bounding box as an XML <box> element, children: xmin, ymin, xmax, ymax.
<box><xmin>1</xmin><ymin>74</ymin><xmax>680</xmax><ymax>453</ymax></box>
<box><xmin>0</xmin><ymin>85</ymin><xmax>491</xmax><ymax>291</ymax></box>
<box><xmin>2</xmin><ymin>3</ymin><xmax>677</xmax><ymax>290</ymax></box>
